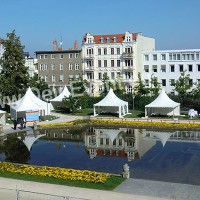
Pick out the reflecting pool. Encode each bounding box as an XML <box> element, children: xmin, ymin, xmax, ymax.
<box><xmin>0</xmin><ymin>126</ymin><xmax>200</xmax><ymax>185</ymax></box>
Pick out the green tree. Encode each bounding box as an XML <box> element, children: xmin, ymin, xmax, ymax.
<box><xmin>150</xmin><ymin>76</ymin><xmax>161</xmax><ymax>96</ymax></box>
<box><xmin>28</xmin><ymin>73</ymin><xmax>50</xmax><ymax>100</ymax></box>
<box><xmin>191</xmin><ymin>83</ymin><xmax>200</xmax><ymax>98</ymax></box>
<box><xmin>101</xmin><ymin>73</ymin><xmax>113</xmax><ymax>96</ymax></box>
<box><xmin>62</xmin><ymin>95</ymin><xmax>80</xmax><ymax>113</ymax></box>
<box><xmin>70</xmin><ymin>78</ymin><xmax>88</xmax><ymax>97</ymax></box>
<box><xmin>0</xmin><ymin>30</ymin><xmax>29</xmax><ymax>100</ymax></box>
<box><xmin>173</xmin><ymin>71</ymin><xmax>192</xmax><ymax>101</ymax></box>
<box><xmin>133</xmin><ymin>72</ymin><xmax>150</xmax><ymax>96</ymax></box>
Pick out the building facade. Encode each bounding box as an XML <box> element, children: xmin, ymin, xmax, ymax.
<box><xmin>35</xmin><ymin>41</ymin><xmax>82</xmax><ymax>92</ymax></box>
<box><xmin>141</xmin><ymin>49</ymin><xmax>200</xmax><ymax>94</ymax></box>
<box><xmin>82</xmin><ymin>31</ymin><xmax>155</xmax><ymax>96</ymax></box>
<box><xmin>24</xmin><ymin>52</ymin><xmax>37</xmax><ymax>77</ymax></box>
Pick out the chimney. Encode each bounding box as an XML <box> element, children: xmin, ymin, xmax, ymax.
<box><xmin>74</xmin><ymin>40</ymin><xmax>78</xmax><ymax>50</ymax></box>
<box><xmin>58</xmin><ymin>47</ymin><xmax>62</xmax><ymax>51</ymax></box>
<box><xmin>53</xmin><ymin>40</ymin><xmax>58</xmax><ymax>51</ymax></box>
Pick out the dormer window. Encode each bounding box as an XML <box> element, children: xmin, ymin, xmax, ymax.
<box><xmin>126</xmin><ymin>36</ymin><xmax>131</xmax><ymax>42</ymax></box>
<box><xmin>107</xmin><ymin>37</ymin><xmax>110</xmax><ymax>43</ymax></box>
<box><xmin>100</xmin><ymin>37</ymin><xmax>104</xmax><ymax>43</ymax></box>
<box><xmin>113</xmin><ymin>37</ymin><xmax>117</xmax><ymax>43</ymax></box>
<box><xmin>87</xmin><ymin>38</ymin><xmax>92</xmax><ymax>43</ymax></box>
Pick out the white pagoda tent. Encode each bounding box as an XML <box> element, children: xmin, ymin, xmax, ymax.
<box><xmin>50</xmin><ymin>86</ymin><xmax>71</xmax><ymax>109</ymax></box>
<box><xmin>94</xmin><ymin>89</ymin><xmax>129</xmax><ymax>118</ymax></box>
<box><xmin>0</xmin><ymin>110</ymin><xmax>6</xmax><ymax>125</ymax></box>
<box><xmin>10</xmin><ymin>87</ymin><xmax>50</xmax><ymax>119</ymax></box>
<box><xmin>145</xmin><ymin>89</ymin><xmax>180</xmax><ymax>117</ymax></box>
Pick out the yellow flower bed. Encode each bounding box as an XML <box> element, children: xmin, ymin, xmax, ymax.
<box><xmin>39</xmin><ymin>120</ymin><xmax>88</xmax><ymax>128</ymax></box>
<box><xmin>39</xmin><ymin>119</ymin><xmax>200</xmax><ymax>129</ymax></box>
<box><xmin>91</xmin><ymin>119</ymin><xmax>200</xmax><ymax>128</ymax></box>
<box><xmin>0</xmin><ymin>162</ymin><xmax>110</xmax><ymax>183</ymax></box>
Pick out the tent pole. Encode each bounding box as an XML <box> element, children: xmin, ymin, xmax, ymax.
<box><xmin>119</xmin><ymin>106</ymin><xmax>121</xmax><ymax>118</ymax></box>
<box><xmin>93</xmin><ymin>106</ymin><xmax>96</xmax><ymax>116</ymax></box>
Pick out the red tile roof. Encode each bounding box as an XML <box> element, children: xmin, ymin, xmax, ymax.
<box><xmin>83</xmin><ymin>33</ymin><xmax>137</xmax><ymax>44</ymax></box>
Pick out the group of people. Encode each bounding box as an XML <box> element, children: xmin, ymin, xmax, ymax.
<box><xmin>13</xmin><ymin>117</ymin><xmax>26</xmax><ymax>130</ymax></box>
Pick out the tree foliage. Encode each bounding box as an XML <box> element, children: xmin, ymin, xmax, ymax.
<box><xmin>173</xmin><ymin>71</ymin><xmax>192</xmax><ymax>101</ymax></box>
<box><xmin>0</xmin><ymin>30</ymin><xmax>29</xmax><ymax>100</ymax></box>
<box><xmin>69</xmin><ymin>78</ymin><xmax>88</xmax><ymax>96</ymax></box>
<box><xmin>133</xmin><ymin>72</ymin><xmax>150</xmax><ymax>96</ymax></box>
<box><xmin>62</xmin><ymin>95</ymin><xmax>80</xmax><ymax>113</ymax></box>
<box><xmin>150</xmin><ymin>76</ymin><xmax>161</xmax><ymax>96</ymax></box>
<box><xmin>28</xmin><ymin>73</ymin><xmax>50</xmax><ymax>100</ymax></box>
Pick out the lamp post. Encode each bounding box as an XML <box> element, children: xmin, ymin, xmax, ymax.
<box><xmin>46</xmin><ymin>98</ymin><xmax>49</xmax><ymax>121</ymax></box>
<box><xmin>132</xmin><ymin>94</ymin><xmax>135</xmax><ymax>113</ymax></box>
<box><xmin>150</xmin><ymin>73</ymin><xmax>154</xmax><ymax>96</ymax></box>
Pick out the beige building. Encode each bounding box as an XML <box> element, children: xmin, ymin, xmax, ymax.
<box><xmin>82</xmin><ymin>31</ymin><xmax>155</xmax><ymax>96</ymax></box>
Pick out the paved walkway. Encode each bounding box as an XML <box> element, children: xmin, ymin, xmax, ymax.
<box><xmin>1</xmin><ymin>113</ymin><xmax>200</xmax><ymax>199</ymax></box>
<box><xmin>0</xmin><ymin>177</ymin><xmax>168</xmax><ymax>200</ymax></box>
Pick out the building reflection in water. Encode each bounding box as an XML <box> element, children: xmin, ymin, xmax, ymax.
<box><xmin>144</xmin><ymin>130</ymin><xmax>200</xmax><ymax>147</ymax></box>
<box><xmin>84</xmin><ymin>127</ymin><xmax>156</xmax><ymax>161</ymax></box>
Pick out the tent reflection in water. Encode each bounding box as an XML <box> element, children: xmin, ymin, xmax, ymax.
<box><xmin>145</xmin><ymin>88</ymin><xmax>180</xmax><ymax>117</ymax></box>
<box><xmin>50</xmin><ymin>86</ymin><xmax>71</xmax><ymax>109</ymax></box>
<box><xmin>93</xmin><ymin>88</ymin><xmax>129</xmax><ymax>118</ymax></box>
<box><xmin>152</xmin><ymin>132</ymin><xmax>173</xmax><ymax>147</ymax></box>
<box><xmin>18</xmin><ymin>130</ymin><xmax>46</xmax><ymax>151</ymax></box>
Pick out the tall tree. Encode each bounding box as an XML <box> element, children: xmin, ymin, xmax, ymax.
<box><xmin>173</xmin><ymin>71</ymin><xmax>192</xmax><ymax>101</ymax></box>
<box><xmin>62</xmin><ymin>95</ymin><xmax>80</xmax><ymax>113</ymax></box>
<box><xmin>0</xmin><ymin>30</ymin><xmax>29</xmax><ymax>101</ymax></box>
<box><xmin>28</xmin><ymin>73</ymin><xmax>50</xmax><ymax>100</ymax></box>
<box><xmin>101</xmin><ymin>73</ymin><xmax>113</xmax><ymax>96</ymax></box>
<box><xmin>150</xmin><ymin>76</ymin><xmax>161</xmax><ymax>96</ymax></box>
<box><xmin>133</xmin><ymin>72</ymin><xmax>150</xmax><ymax>96</ymax></box>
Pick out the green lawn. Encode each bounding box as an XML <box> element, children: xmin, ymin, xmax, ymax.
<box><xmin>0</xmin><ymin>171</ymin><xmax>125</xmax><ymax>190</ymax></box>
<box><xmin>52</xmin><ymin>108</ymin><xmax>200</xmax><ymax>120</ymax></box>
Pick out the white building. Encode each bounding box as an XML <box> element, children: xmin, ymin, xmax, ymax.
<box><xmin>82</xmin><ymin>32</ymin><xmax>155</xmax><ymax>96</ymax></box>
<box><xmin>0</xmin><ymin>38</ymin><xmax>4</xmax><ymax>58</ymax></box>
<box><xmin>0</xmin><ymin>38</ymin><xmax>4</xmax><ymax>72</ymax></box>
<box><xmin>142</xmin><ymin>49</ymin><xmax>200</xmax><ymax>94</ymax></box>
<box><xmin>24</xmin><ymin>52</ymin><xmax>37</xmax><ymax>77</ymax></box>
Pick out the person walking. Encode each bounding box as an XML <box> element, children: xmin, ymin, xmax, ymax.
<box><xmin>20</xmin><ymin>117</ymin><xmax>24</xmax><ymax>129</ymax></box>
<box><xmin>13</xmin><ymin>119</ymin><xmax>17</xmax><ymax>130</ymax></box>
<box><xmin>23</xmin><ymin>117</ymin><xmax>26</xmax><ymax>128</ymax></box>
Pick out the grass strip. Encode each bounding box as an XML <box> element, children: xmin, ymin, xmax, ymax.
<box><xmin>0</xmin><ymin>171</ymin><xmax>125</xmax><ymax>190</ymax></box>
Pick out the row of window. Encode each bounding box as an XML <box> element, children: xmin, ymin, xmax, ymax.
<box><xmin>144</xmin><ymin>78</ymin><xmax>200</xmax><ymax>87</ymax></box>
<box><xmin>144</xmin><ymin>52</ymin><xmax>200</xmax><ymax>61</ymax></box>
<box><xmin>40</xmin><ymin>63</ymin><xmax>80</xmax><ymax>71</ymax></box>
<box><xmin>86</xmin><ymin>47</ymin><xmax>133</xmax><ymax>56</ymax></box>
<box><xmin>39</xmin><ymin>53</ymin><xmax>79</xmax><ymax>59</ymax></box>
<box><xmin>41</xmin><ymin>74</ymin><xmax>80</xmax><ymax>82</ymax></box>
<box><xmin>87</xmin><ymin>36</ymin><xmax>132</xmax><ymax>44</ymax></box>
<box><xmin>144</xmin><ymin>64</ymin><xmax>200</xmax><ymax>73</ymax></box>
<box><xmin>85</xmin><ymin>71</ymin><xmax>133</xmax><ymax>81</ymax></box>
<box><xmin>85</xmin><ymin>59</ymin><xmax>133</xmax><ymax>68</ymax></box>
<box><xmin>98</xmin><ymin>85</ymin><xmax>133</xmax><ymax>93</ymax></box>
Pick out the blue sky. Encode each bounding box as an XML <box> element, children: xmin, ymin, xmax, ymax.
<box><xmin>1</xmin><ymin>0</ymin><xmax>200</xmax><ymax>56</ymax></box>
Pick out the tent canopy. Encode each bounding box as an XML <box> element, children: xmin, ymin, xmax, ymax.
<box><xmin>93</xmin><ymin>89</ymin><xmax>129</xmax><ymax>118</ymax></box>
<box><xmin>145</xmin><ymin>89</ymin><xmax>180</xmax><ymax>117</ymax></box>
<box><xmin>50</xmin><ymin>86</ymin><xmax>71</xmax><ymax>102</ymax></box>
<box><xmin>10</xmin><ymin>87</ymin><xmax>50</xmax><ymax>119</ymax></box>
